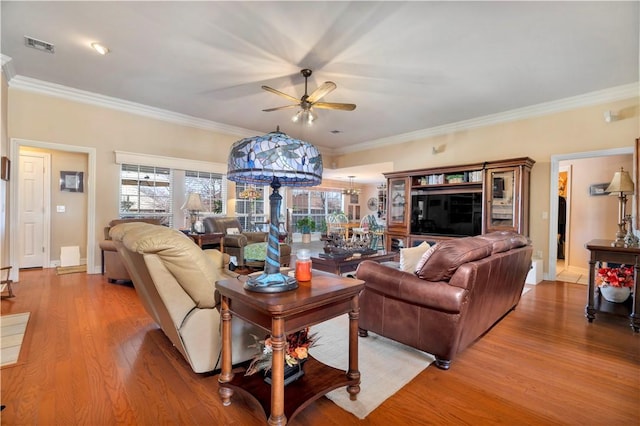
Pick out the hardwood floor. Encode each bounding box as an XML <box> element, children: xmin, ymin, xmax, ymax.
<box><xmin>1</xmin><ymin>269</ymin><xmax>638</xmax><ymax>425</ymax></box>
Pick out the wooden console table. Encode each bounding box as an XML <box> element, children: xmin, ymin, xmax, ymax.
<box><xmin>585</xmin><ymin>239</ymin><xmax>639</xmax><ymax>332</ymax></box>
<box><xmin>216</xmin><ymin>273</ymin><xmax>364</xmax><ymax>425</ymax></box>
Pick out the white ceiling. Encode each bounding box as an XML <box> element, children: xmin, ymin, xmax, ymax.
<box><xmin>1</xmin><ymin>1</ymin><xmax>638</xmax><ymax>184</ymax></box>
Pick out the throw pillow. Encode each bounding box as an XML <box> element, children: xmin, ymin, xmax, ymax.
<box><xmin>414</xmin><ymin>243</ymin><xmax>438</xmax><ymax>274</ymax></box>
<box><xmin>415</xmin><ymin>237</ymin><xmax>493</xmax><ymax>281</ymax></box>
<box><xmin>399</xmin><ymin>241</ymin><xmax>431</xmax><ymax>272</ymax></box>
<box><xmin>226</xmin><ymin>227</ymin><xmax>240</xmax><ymax>235</ymax></box>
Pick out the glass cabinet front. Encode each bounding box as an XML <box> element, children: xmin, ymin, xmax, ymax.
<box><xmin>388</xmin><ymin>177</ymin><xmax>408</xmax><ymax>227</ymax></box>
<box><xmin>487</xmin><ymin>168</ymin><xmax>518</xmax><ymax>231</ymax></box>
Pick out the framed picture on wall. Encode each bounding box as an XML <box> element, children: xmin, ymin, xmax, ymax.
<box><xmin>350</xmin><ymin>193</ymin><xmax>359</xmax><ymax>204</ymax></box>
<box><xmin>589</xmin><ymin>183</ymin><xmax>609</xmax><ymax>196</ymax></box>
<box><xmin>60</xmin><ymin>171</ymin><xmax>84</xmax><ymax>192</ymax></box>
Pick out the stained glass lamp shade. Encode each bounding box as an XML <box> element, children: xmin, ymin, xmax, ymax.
<box><xmin>227</xmin><ymin>128</ymin><xmax>322</xmax><ymax>293</ymax></box>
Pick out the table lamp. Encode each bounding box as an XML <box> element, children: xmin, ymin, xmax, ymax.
<box><xmin>227</xmin><ymin>127</ymin><xmax>322</xmax><ymax>293</ymax></box>
<box><xmin>181</xmin><ymin>193</ymin><xmax>204</xmax><ymax>234</ymax></box>
<box><xmin>605</xmin><ymin>167</ymin><xmax>635</xmax><ymax>247</ymax></box>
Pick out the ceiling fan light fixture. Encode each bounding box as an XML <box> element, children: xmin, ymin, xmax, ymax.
<box><xmin>263</xmin><ymin>68</ymin><xmax>355</xmax><ymax>124</ymax></box>
<box><xmin>292</xmin><ymin>108</ymin><xmax>316</xmax><ymax>125</ymax></box>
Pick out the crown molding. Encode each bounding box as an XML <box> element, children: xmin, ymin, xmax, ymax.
<box><xmin>336</xmin><ymin>82</ymin><xmax>640</xmax><ymax>155</ymax></box>
<box><xmin>1</xmin><ymin>54</ymin><xmax>16</xmax><ymax>81</ymax></box>
<box><xmin>7</xmin><ymin>75</ymin><xmax>638</xmax><ymax>156</ymax></box>
<box><xmin>8</xmin><ymin>75</ymin><xmax>261</xmax><ymax>138</ymax></box>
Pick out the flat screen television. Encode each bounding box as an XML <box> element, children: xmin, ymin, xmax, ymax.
<box><xmin>410</xmin><ymin>190</ymin><xmax>482</xmax><ymax>237</ymax></box>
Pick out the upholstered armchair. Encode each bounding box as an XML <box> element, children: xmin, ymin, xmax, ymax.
<box><xmin>202</xmin><ymin>217</ymin><xmax>268</xmax><ymax>267</ymax></box>
<box><xmin>99</xmin><ymin>218</ymin><xmax>162</xmax><ymax>282</ymax></box>
<box><xmin>110</xmin><ymin>222</ymin><xmax>261</xmax><ymax>373</ymax></box>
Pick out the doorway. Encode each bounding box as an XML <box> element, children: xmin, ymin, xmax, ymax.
<box><xmin>18</xmin><ymin>151</ymin><xmax>51</xmax><ymax>268</ymax></box>
<box><xmin>9</xmin><ymin>139</ymin><xmax>97</xmax><ymax>281</ymax></box>
<box><xmin>548</xmin><ymin>147</ymin><xmax>634</xmax><ymax>282</ymax></box>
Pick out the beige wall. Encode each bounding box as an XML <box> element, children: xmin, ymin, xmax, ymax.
<box><xmin>334</xmin><ymin>97</ymin><xmax>639</xmax><ymax>274</ymax></box>
<box><xmin>8</xmin><ymin>89</ymin><xmax>243</xmax><ymax>270</ymax></box>
<box><xmin>5</xmin><ymin>85</ymin><xmax>639</xmax><ymax>276</ymax></box>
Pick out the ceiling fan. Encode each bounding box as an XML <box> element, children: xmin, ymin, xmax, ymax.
<box><xmin>261</xmin><ymin>69</ymin><xmax>356</xmax><ymax>124</ymax></box>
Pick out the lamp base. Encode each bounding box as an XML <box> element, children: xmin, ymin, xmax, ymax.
<box><xmin>243</xmin><ymin>272</ymin><xmax>298</xmax><ymax>293</ymax></box>
<box><xmin>612</xmin><ymin>223</ymin><xmax>626</xmax><ymax>247</ymax></box>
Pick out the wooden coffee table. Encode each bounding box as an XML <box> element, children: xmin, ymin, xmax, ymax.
<box><xmin>216</xmin><ymin>273</ymin><xmax>364</xmax><ymax>425</ymax></box>
<box><xmin>311</xmin><ymin>251</ymin><xmax>398</xmax><ymax>276</ymax></box>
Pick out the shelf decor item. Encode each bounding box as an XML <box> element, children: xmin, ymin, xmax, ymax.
<box><xmin>245</xmin><ymin>327</ymin><xmax>317</xmax><ymax>386</ymax></box>
<box><xmin>596</xmin><ymin>264</ymin><xmax>634</xmax><ymax>303</ymax></box>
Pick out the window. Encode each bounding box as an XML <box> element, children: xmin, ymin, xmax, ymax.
<box><xmin>185</xmin><ymin>170</ymin><xmax>226</xmax><ymax>216</ymax></box>
<box><xmin>291</xmin><ymin>189</ymin><xmax>342</xmax><ymax>232</ymax></box>
<box><xmin>120</xmin><ymin>164</ymin><xmax>173</xmax><ymax>225</ymax></box>
<box><xmin>235</xmin><ymin>183</ymin><xmax>267</xmax><ymax>231</ymax></box>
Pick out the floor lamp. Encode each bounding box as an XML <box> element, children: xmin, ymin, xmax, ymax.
<box><xmin>227</xmin><ymin>127</ymin><xmax>322</xmax><ymax>293</ymax></box>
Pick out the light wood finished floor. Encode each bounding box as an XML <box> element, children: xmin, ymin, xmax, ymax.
<box><xmin>1</xmin><ymin>269</ymin><xmax>638</xmax><ymax>425</ymax></box>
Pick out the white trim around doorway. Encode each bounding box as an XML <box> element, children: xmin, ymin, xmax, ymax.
<box><xmin>9</xmin><ymin>138</ymin><xmax>97</xmax><ymax>281</ymax></box>
<box><xmin>548</xmin><ymin>146</ymin><xmax>634</xmax><ymax>281</ymax></box>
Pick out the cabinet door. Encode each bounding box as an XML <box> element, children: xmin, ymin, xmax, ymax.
<box><xmin>386</xmin><ymin>232</ymin><xmax>408</xmax><ymax>253</ymax></box>
<box><xmin>387</xmin><ymin>177</ymin><xmax>409</xmax><ymax>229</ymax></box>
<box><xmin>485</xmin><ymin>167</ymin><xmax>520</xmax><ymax>232</ymax></box>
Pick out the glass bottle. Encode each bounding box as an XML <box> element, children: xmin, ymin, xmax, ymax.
<box><xmin>295</xmin><ymin>249</ymin><xmax>312</xmax><ymax>281</ymax></box>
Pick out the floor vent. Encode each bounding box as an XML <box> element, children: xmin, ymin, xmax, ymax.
<box><xmin>24</xmin><ymin>36</ymin><xmax>55</xmax><ymax>53</ymax></box>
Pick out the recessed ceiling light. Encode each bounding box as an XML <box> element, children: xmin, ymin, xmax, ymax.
<box><xmin>91</xmin><ymin>42</ymin><xmax>110</xmax><ymax>55</ymax></box>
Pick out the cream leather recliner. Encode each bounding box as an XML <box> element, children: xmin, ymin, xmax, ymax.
<box><xmin>110</xmin><ymin>222</ymin><xmax>260</xmax><ymax>373</ymax></box>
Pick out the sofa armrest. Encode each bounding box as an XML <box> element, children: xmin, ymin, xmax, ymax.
<box><xmin>244</xmin><ymin>232</ymin><xmax>268</xmax><ymax>243</ymax></box>
<box><xmin>356</xmin><ymin>260</ymin><xmax>467</xmax><ymax>313</ymax></box>
<box><xmin>222</xmin><ymin>234</ymin><xmax>248</xmax><ymax>248</ymax></box>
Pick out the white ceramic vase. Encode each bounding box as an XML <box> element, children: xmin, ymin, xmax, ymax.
<box><xmin>599</xmin><ymin>286</ymin><xmax>631</xmax><ymax>303</ymax></box>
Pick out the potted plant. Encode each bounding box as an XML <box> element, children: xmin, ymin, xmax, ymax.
<box><xmin>596</xmin><ymin>264</ymin><xmax>634</xmax><ymax>303</ymax></box>
<box><xmin>245</xmin><ymin>328</ymin><xmax>317</xmax><ymax>386</ymax></box>
<box><xmin>296</xmin><ymin>217</ymin><xmax>316</xmax><ymax>243</ymax></box>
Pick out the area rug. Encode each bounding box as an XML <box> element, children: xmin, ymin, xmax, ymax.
<box><xmin>310</xmin><ymin>314</ymin><xmax>435</xmax><ymax>419</ymax></box>
<box><xmin>1</xmin><ymin>312</ymin><xmax>30</xmax><ymax>367</ymax></box>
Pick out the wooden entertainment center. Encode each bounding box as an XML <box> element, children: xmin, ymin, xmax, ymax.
<box><xmin>384</xmin><ymin>157</ymin><xmax>535</xmax><ymax>251</ymax></box>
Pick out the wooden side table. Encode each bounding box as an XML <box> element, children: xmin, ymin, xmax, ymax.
<box><xmin>585</xmin><ymin>239</ymin><xmax>640</xmax><ymax>332</ymax></box>
<box><xmin>216</xmin><ymin>273</ymin><xmax>364</xmax><ymax>425</ymax></box>
<box><xmin>188</xmin><ymin>232</ymin><xmax>224</xmax><ymax>251</ymax></box>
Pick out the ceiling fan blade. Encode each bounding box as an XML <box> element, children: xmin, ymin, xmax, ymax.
<box><xmin>261</xmin><ymin>85</ymin><xmax>300</xmax><ymax>103</ymax></box>
<box><xmin>262</xmin><ymin>105</ymin><xmax>299</xmax><ymax>112</ymax></box>
<box><xmin>306</xmin><ymin>81</ymin><xmax>337</xmax><ymax>103</ymax></box>
<box><xmin>312</xmin><ymin>102</ymin><xmax>357</xmax><ymax>111</ymax></box>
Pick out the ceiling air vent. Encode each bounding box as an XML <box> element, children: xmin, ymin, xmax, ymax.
<box><xmin>24</xmin><ymin>36</ymin><xmax>55</xmax><ymax>53</ymax></box>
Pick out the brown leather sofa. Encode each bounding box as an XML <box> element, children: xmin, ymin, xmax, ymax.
<box><xmin>356</xmin><ymin>231</ymin><xmax>533</xmax><ymax>370</ymax></box>
<box><xmin>110</xmin><ymin>222</ymin><xmax>261</xmax><ymax>373</ymax></box>
<box><xmin>202</xmin><ymin>217</ymin><xmax>291</xmax><ymax>268</ymax></box>
<box><xmin>99</xmin><ymin>218</ymin><xmax>162</xmax><ymax>282</ymax></box>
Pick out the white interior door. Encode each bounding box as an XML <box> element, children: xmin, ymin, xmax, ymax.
<box><xmin>19</xmin><ymin>153</ymin><xmax>47</xmax><ymax>268</ymax></box>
